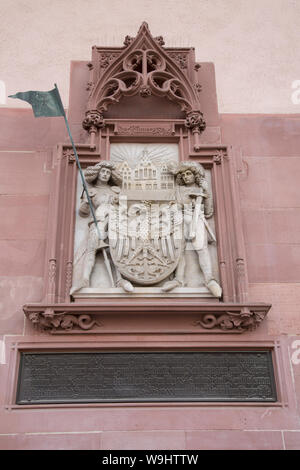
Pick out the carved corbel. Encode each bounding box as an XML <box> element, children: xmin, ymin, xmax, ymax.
<box><xmin>26</xmin><ymin>309</ymin><xmax>101</xmax><ymax>333</ymax></box>
<box><xmin>63</xmin><ymin>148</ymin><xmax>75</xmax><ymax>163</ymax></box>
<box><xmin>213</xmin><ymin>149</ymin><xmax>226</xmax><ymax>165</ymax></box>
<box><xmin>193</xmin><ymin>308</ymin><xmax>268</xmax><ymax>333</ymax></box>
<box><xmin>185</xmin><ymin>110</ymin><xmax>206</xmax><ymax>151</ymax></box>
<box><xmin>82</xmin><ymin>109</ymin><xmax>105</xmax><ymax>149</ymax></box>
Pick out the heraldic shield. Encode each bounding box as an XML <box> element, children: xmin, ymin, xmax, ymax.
<box><xmin>109</xmin><ymin>199</ymin><xmax>184</xmax><ymax>285</ymax></box>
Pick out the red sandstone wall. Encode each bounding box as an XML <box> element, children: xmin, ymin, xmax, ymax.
<box><xmin>0</xmin><ymin>110</ymin><xmax>300</xmax><ymax>450</ymax></box>
<box><xmin>221</xmin><ymin>114</ymin><xmax>300</xmax><ymax>335</ymax></box>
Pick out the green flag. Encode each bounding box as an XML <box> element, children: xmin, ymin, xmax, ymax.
<box><xmin>8</xmin><ymin>83</ymin><xmax>112</xmax><ymax>283</ymax></box>
<box><xmin>8</xmin><ymin>86</ymin><xmax>64</xmax><ymax>117</ymax></box>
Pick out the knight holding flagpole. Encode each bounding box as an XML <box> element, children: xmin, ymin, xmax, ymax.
<box><xmin>71</xmin><ymin>161</ymin><xmax>135</xmax><ymax>294</ymax></box>
<box><xmin>162</xmin><ymin>161</ymin><xmax>222</xmax><ymax>297</ymax></box>
<box><xmin>8</xmin><ymin>84</ymin><xmax>130</xmax><ymax>292</ymax></box>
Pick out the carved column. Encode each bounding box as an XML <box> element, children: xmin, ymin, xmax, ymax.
<box><xmin>82</xmin><ymin>109</ymin><xmax>105</xmax><ymax>149</ymax></box>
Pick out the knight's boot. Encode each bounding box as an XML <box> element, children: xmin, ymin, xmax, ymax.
<box><xmin>70</xmin><ymin>276</ymin><xmax>89</xmax><ymax>296</ymax></box>
<box><xmin>161</xmin><ymin>278</ymin><xmax>183</xmax><ymax>292</ymax></box>
<box><xmin>206</xmin><ymin>279</ymin><xmax>222</xmax><ymax>298</ymax></box>
<box><xmin>117</xmin><ymin>278</ymin><xmax>135</xmax><ymax>293</ymax></box>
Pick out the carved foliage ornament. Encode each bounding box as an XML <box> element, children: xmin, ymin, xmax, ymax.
<box><xmin>28</xmin><ymin>309</ymin><xmax>101</xmax><ymax>333</ymax></box>
<box><xmin>194</xmin><ymin>309</ymin><xmax>267</xmax><ymax>332</ymax></box>
<box><xmin>84</xmin><ymin>22</ymin><xmax>205</xmax><ymax>132</ymax></box>
<box><xmin>100</xmin><ymin>53</ymin><xmax>119</xmax><ymax>69</ymax></box>
<box><xmin>169</xmin><ymin>52</ymin><xmax>188</xmax><ymax>70</ymax></box>
<box><xmin>25</xmin><ymin>306</ymin><xmax>269</xmax><ymax>334</ymax></box>
<box><xmin>185</xmin><ymin>111</ymin><xmax>206</xmax><ymax>134</ymax></box>
<box><xmin>82</xmin><ymin>110</ymin><xmax>105</xmax><ymax>133</ymax></box>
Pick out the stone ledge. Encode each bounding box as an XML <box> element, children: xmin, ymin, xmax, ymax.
<box><xmin>23</xmin><ymin>301</ymin><xmax>271</xmax><ymax>335</ymax></box>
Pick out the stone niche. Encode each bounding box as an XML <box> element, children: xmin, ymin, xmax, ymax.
<box><xmin>71</xmin><ymin>143</ymin><xmax>220</xmax><ymax>299</ymax></box>
<box><xmin>23</xmin><ymin>22</ymin><xmax>271</xmax><ymax>335</ymax></box>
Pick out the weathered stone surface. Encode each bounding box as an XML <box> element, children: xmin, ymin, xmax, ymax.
<box><xmin>0</xmin><ymin>276</ymin><xmax>44</xmax><ymax>334</ymax></box>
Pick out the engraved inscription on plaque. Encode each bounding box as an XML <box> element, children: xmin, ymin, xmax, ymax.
<box><xmin>16</xmin><ymin>351</ymin><xmax>277</xmax><ymax>404</ymax></box>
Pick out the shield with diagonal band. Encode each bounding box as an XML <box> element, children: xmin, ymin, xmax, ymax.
<box><xmin>109</xmin><ymin>200</ymin><xmax>184</xmax><ymax>285</ymax></box>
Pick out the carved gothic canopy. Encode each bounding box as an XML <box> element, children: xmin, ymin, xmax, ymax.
<box><xmin>83</xmin><ymin>22</ymin><xmax>206</xmax><ymax>134</ymax></box>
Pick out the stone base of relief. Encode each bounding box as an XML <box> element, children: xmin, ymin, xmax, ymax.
<box><xmin>72</xmin><ymin>287</ymin><xmax>215</xmax><ymax>300</ymax></box>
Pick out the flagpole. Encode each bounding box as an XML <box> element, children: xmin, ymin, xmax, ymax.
<box><xmin>54</xmin><ymin>84</ymin><xmax>115</xmax><ymax>287</ymax></box>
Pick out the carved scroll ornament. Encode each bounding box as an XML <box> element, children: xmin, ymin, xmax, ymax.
<box><xmin>193</xmin><ymin>308</ymin><xmax>267</xmax><ymax>332</ymax></box>
<box><xmin>24</xmin><ymin>304</ymin><xmax>270</xmax><ymax>334</ymax></box>
<box><xmin>27</xmin><ymin>309</ymin><xmax>101</xmax><ymax>333</ymax></box>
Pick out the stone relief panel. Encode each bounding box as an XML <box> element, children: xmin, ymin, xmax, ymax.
<box><xmin>71</xmin><ymin>143</ymin><xmax>221</xmax><ymax>298</ymax></box>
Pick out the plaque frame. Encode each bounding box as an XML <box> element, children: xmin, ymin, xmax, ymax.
<box><xmin>16</xmin><ymin>350</ymin><xmax>278</xmax><ymax>405</ymax></box>
<box><xmin>4</xmin><ymin>339</ymin><xmax>288</xmax><ymax>411</ymax></box>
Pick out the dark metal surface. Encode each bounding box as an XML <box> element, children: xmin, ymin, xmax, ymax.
<box><xmin>16</xmin><ymin>351</ymin><xmax>277</xmax><ymax>404</ymax></box>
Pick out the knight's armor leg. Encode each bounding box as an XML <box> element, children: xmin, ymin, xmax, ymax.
<box><xmin>82</xmin><ymin>225</ymin><xmax>99</xmax><ymax>286</ymax></box>
<box><xmin>196</xmin><ymin>247</ymin><xmax>222</xmax><ymax>297</ymax></box>
<box><xmin>161</xmin><ymin>256</ymin><xmax>185</xmax><ymax>292</ymax></box>
<box><xmin>82</xmin><ymin>249</ymin><xmax>96</xmax><ymax>286</ymax></box>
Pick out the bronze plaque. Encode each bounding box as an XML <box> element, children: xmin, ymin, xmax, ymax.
<box><xmin>16</xmin><ymin>351</ymin><xmax>277</xmax><ymax>404</ymax></box>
